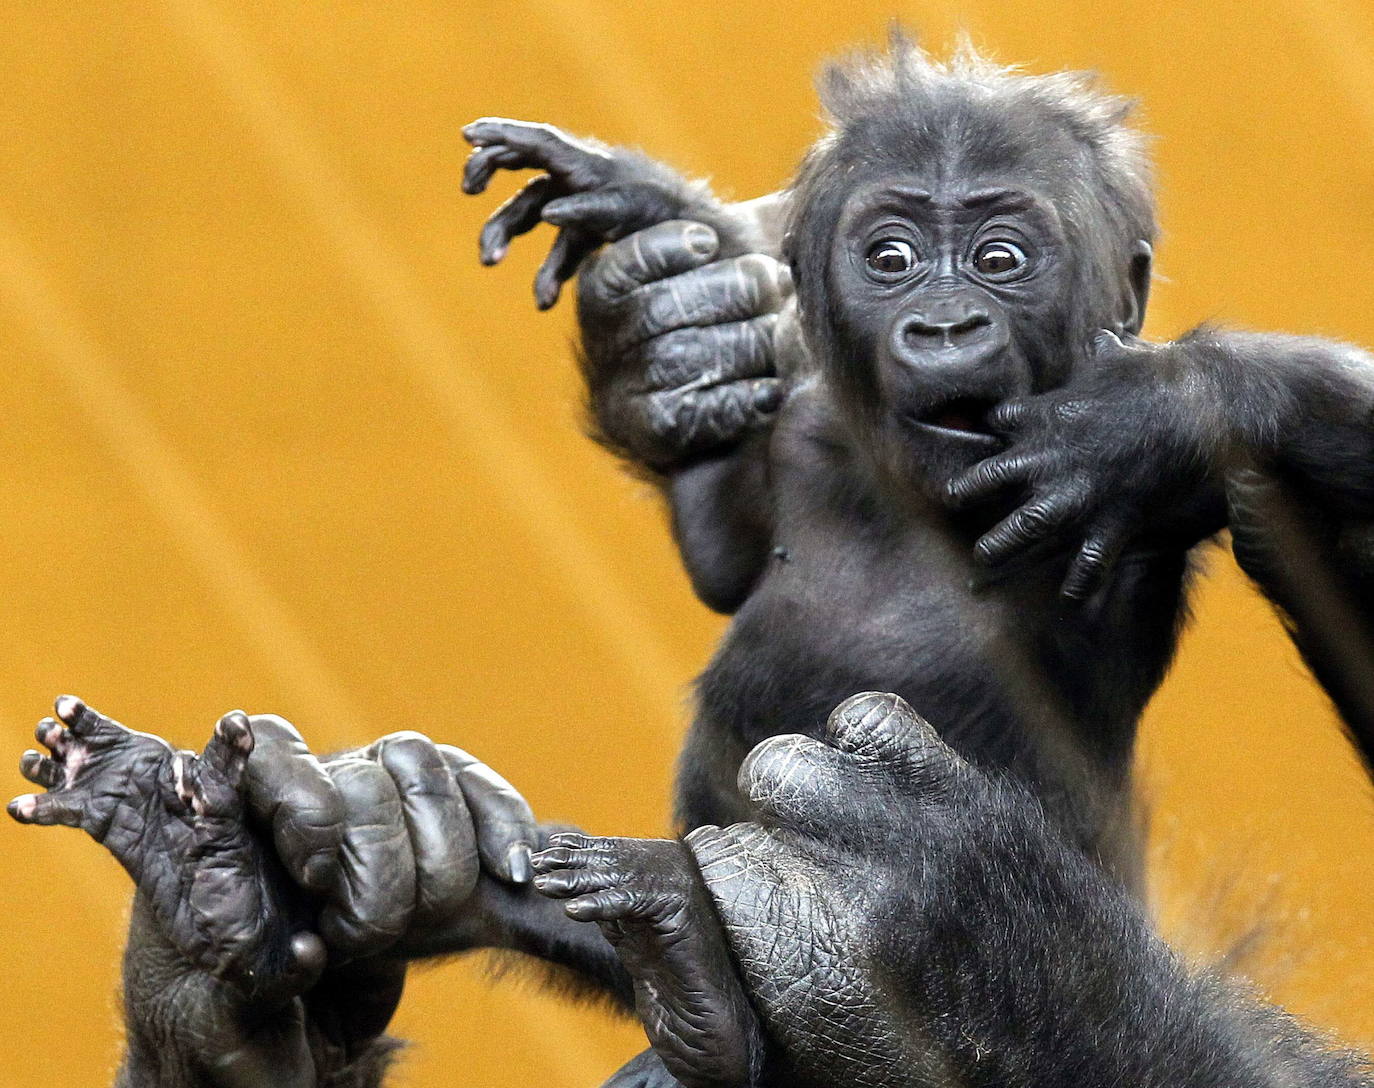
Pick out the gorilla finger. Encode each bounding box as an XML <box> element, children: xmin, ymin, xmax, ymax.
<box><xmin>577</xmin><ymin>220</ymin><xmax>720</xmax><ymax>310</ymax></box>
<box><xmin>545</xmin><ymin>183</ymin><xmax>690</xmax><ymax>242</ymax></box>
<box><xmin>54</xmin><ymin>695</ymin><xmax>121</xmax><ymax>740</ymax></box>
<box><xmin>19</xmin><ymin>750</ymin><xmax>62</xmax><ymax>789</ymax></box>
<box><xmin>461</xmin><ymin>143</ymin><xmax>525</xmax><ymax>196</ymax></box>
<box><xmin>7</xmin><ymin>791</ymin><xmax>83</xmax><ymax>828</ymax></box>
<box><xmin>975</xmin><ymin>489</ymin><xmax>1088</xmax><ymax>568</ymax></box>
<box><xmin>642</xmin><ymin>314</ymin><xmax>777</xmax><ymax>389</ymax></box>
<box><xmin>738</xmin><ymin>733</ymin><xmax>854</xmax><ymax>835</ymax></box>
<box><xmin>564</xmin><ymin>887</ymin><xmax>637</xmax><ymax>922</ymax></box>
<box><xmin>441</xmin><ymin>745</ymin><xmax>538</xmax><ymax>885</ymax></box>
<box><xmin>987</xmin><ymin>399</ymin><xmax>1033</xmax><ymax>433</ymax></box>
<box><xmin>479</xmin><ymin>174</ymin><xmax>558</xmax><ymax>265</ymax></box>
<box><xmin>199</xmin><ymin>711</ymin><xmax>254</xmax><ymax>789</ymax></box>
<box><xmin>529</xmin><ymin>846</ymin><xmax>590</xmax><ymax>871</ymax></box>
<box><xmin>319</xmin><ymin>757</ymin><xmax>415</xmax><ymax>955</ymax></box>
<box><xmin>531</xmin><ymin>865</ymin><xmax>621</xmax><ymax>899</ymax></box>
<box><xmin>824</xmin><ymin>692</ymin><xmax>947</xmax><ymax>764</ymax></box>
<box><xmin>545</xmin><ymin>830</ymin><xmax>594</xmax><ymax>850</ymax></box>
<box><xmin>534</xmin><ymin>225</ymin><xmax>599</xmax><ymax>310</ymax></box>
<box><xmin>33</xmin><ymin>717</ymin><xmax>69</xmax><ymax>756</ymax></box>
<box><xmin>243</xmin><ymin>715</ymin><xmax>343</xmax><ymax>893</ymax></box>
<box><xmin>462</xmin><ymin>119</ymin><xmax>614</xmax><ymax>189</ymax></box>
<box><xmin>1060</xmin><ymin>520</ymin><xmax>1132</xmax><ymax>602</ymax></box>
<box><xmin>944</xmin><ymin>452</ymin><xmax>1044</xmax><ymax>510</ymax></box>
<box><xmin>542</xmin><ymin>188</ymin><xmax>638</xmax><ymax>237</ymax></box>
<box><xmin>645</xmin><ymin>379</ymin><xmax>782</xmax><ymax>456</ymax></box>
<box><xmin>372</xmin><ymin>732</ymin><xmax>478</xmax><ymax>918</ymax></box>
<box><xmin>629</xmin><ymin>254</ymin><xmax>788</xmax><ymax>345</ymax></box>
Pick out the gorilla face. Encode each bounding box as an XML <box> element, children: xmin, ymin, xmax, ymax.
<box><xmin>824</xmin><ymin>170</ymin><xmax>1078</xmax><ymax>488</ymax></box>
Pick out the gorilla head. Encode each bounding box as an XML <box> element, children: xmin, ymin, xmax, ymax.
<box><xmin>784</xmin><ymin>34</ymin><xmax>1158</xmax><ymax>488</ymax></box>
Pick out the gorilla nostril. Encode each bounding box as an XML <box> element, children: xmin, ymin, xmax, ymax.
<box><xmin>904</xmin><ymin>308</ymin><xmax>992</xmax><ymax>348</ymax></box>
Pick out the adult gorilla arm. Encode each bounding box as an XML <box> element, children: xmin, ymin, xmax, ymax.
<box><xmin>533</xmin><ymin>694</ymin><xmax>1374</xmax><ymax>1088</ymax></box>
<box><xmin>12</xmin><ymin>701</ymin><xmax>631</xmax><ymax>1086</ymax></box>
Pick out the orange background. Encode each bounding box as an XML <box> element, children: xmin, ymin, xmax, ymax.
<box><xmin>2</xmin><ymin>2</ymin><xmax>1372</xmax><ymax>1083</ymax></box>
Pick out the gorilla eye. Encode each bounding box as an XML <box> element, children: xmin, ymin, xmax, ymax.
<box><xmin>972</xmin><ymin>241</ymin><xmax>1027</xmax><ymax>278</ymax></box>
<box><xmin>865</xmin><ymin>239</ymin><xmax>917</xmax><ymax>276</ymax></box>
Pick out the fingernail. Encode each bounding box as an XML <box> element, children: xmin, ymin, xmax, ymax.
<box><xmin>303</xmin><ymin>854</ymin><xmax>334</xmax><ymax>891</ymax></box>
<box><xmin>754</xmin><ymin>383</ymin><xmax>782</xmax><ymax>412</ymax></box>
<box><xmin>684</xmin><ymin>223</ymin><xmax>716</xmax><ymax>257</ymax></box>
<box><xmin>507</xmin><ymin>842</ymin><xmax>533</xmax><ymax>884</ymax></box>
<box><xmin>54</xmin><ymin>695</ymin><xmax>81</xmax><ymax>721</ymax></box>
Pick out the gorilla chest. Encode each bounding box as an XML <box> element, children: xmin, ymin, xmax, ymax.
<box><xmin>700</xmin><ymin>538</ymin><xmax>1029</xmax><ymax>747</ymax></box>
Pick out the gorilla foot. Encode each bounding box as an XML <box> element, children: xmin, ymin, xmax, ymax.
<box><xmin>9</xmin><ymin>696</ymin><xmax>321</xmax><ymax>1000</ymax></box>
<box><xmin>531</xmin><ymin>832</ymin><xmax>761</xmax><ymax>1088</ymax></box>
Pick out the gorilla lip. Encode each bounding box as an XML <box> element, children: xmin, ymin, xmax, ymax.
<box><xmin>910</xmin><ymin>397</ymin><xmax>1002</xmax><ymax>444</ymax></box>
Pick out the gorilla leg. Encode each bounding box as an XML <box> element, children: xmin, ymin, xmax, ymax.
<box><xmin>530</xmin><ymin>832</ymin><xmax>763</xmax><ymax>1088</ymax></box>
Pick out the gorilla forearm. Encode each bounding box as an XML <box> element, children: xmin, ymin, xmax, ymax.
<box><xmin>1172</xmin><ymin>330</ymin><xmax>1374</xmax><ymax>765</ymax></box>
<box><xmin>666</xmin><ymin>441</ymin><xmax>775</xmax><ymax>613</ymax></box>
<box><xmin>1177</xmin><ymin>328</ymin><xmax>1374</xmax><ymax>504</ymax></box>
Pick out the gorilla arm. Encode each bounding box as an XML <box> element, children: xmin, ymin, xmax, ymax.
<box><xmin>535</xmin><ymin>694</ymin><xmax>1374</xmax><ymax>1088</ymax></box>
<box><xmin>945</xmin><ymin>328</ymin><xmax>1374</xmax><ymax>768</ymax></box>
<box><xmin>465</xmin><ymin>121</ymin><xmax>794</xmax><ymax>613</ymax></box>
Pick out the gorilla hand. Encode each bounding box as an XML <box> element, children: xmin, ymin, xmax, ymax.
<box><xmin>577</xmin><ymin>220</ymin><xmax>789</xmax><ymax>471</ymax></box>
<box><xmin>944</xmin><ymin>331</ymin><xmax>1223</xmax><ymax>600</ymax></box>
<box><xmin>10</xmin><ymin>698</ymin><xmax>325</xmax><ymax>1087</ymax></box>
<box><xmin>462</xmin><ymin>116</ymin><xmax>753</xmax><ymax>309</ymax></box>
<box><xmin>242</xmin><ymin>718</ymin><xmax>539</xmax><ymax>962</ymax></box>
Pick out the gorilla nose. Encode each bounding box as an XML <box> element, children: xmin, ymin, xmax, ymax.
<box><xmin>901</xmin><ymin>303</ymin><xmax>992</xmax><ymax>349</ymax></box>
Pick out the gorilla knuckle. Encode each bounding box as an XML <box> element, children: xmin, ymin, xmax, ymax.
<box><xmin>739</xmin><ymin>734</ymin><xmax>825</xmax><ymax>801</ymax></box>
<box><xmin>642</xmin><ymin>391</ymin><xmax>683</xmax><ymax>442</ymax></box>
<box><xmin>245</xmin><ymin>713</ymin><xmax>306</xmax><ymax>746</ymax></box>
<box><xmin>1052</xmin><ymin>398</ymin><xmax>1090</xmax><ymax>425</ymax></box>
<box><xmin>1015</xmin><ymin>502</ymin><xmax>1056</xmax><ymax>535</ymax></box>
<box><xmin>642</xmin><ymin>331</ymin><xmax>705</xmax><ymax>388</ymax></box>
<box><xmin>733</xmin><ymin>253</ymin><xmax>787</xmax><ymax>308</ymax></box>
<box><xmin>827</xmin><ymin>692</ymin><xmax>941</xmax><ymax>764</ymax></box>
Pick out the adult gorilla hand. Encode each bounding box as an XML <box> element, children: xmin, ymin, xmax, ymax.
<box><xmin>576</xmin><ymin>217</ymin><xmax>791</xmax><ymax>472</ymax></box>
<box><xmin>239</xmin><ymin>717</ymin><xmax>539</xmax><ymax>1057</ymax></box>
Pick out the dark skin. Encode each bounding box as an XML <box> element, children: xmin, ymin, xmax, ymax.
<box><xmin>16</xmin><ymin>44</ymin><xmax>1374</xmax><ymax>1088</ymax></box>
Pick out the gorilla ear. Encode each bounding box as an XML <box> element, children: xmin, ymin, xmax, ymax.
<box><xmin>1122</xmin><ymin>239</ymin><xmax>1153</xmax><ymax>334</ymax></box>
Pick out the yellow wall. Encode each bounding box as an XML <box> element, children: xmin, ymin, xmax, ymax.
<box><xmin>1</xmin><ymin>2</ymin><xmax>1372</xmax><ymax>1083</ymax></box>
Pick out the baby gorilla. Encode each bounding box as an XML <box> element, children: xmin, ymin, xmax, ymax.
<box><xmin>9</xmin><ymin>697</ymin><xmax>323</xmax><ymax>1082</ymax></box>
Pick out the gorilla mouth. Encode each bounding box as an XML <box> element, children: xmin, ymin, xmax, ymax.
<box><xmin>912</xmin><ymin>397</ymin><xmax>1002</xmax><ymax>442</ymax></box>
